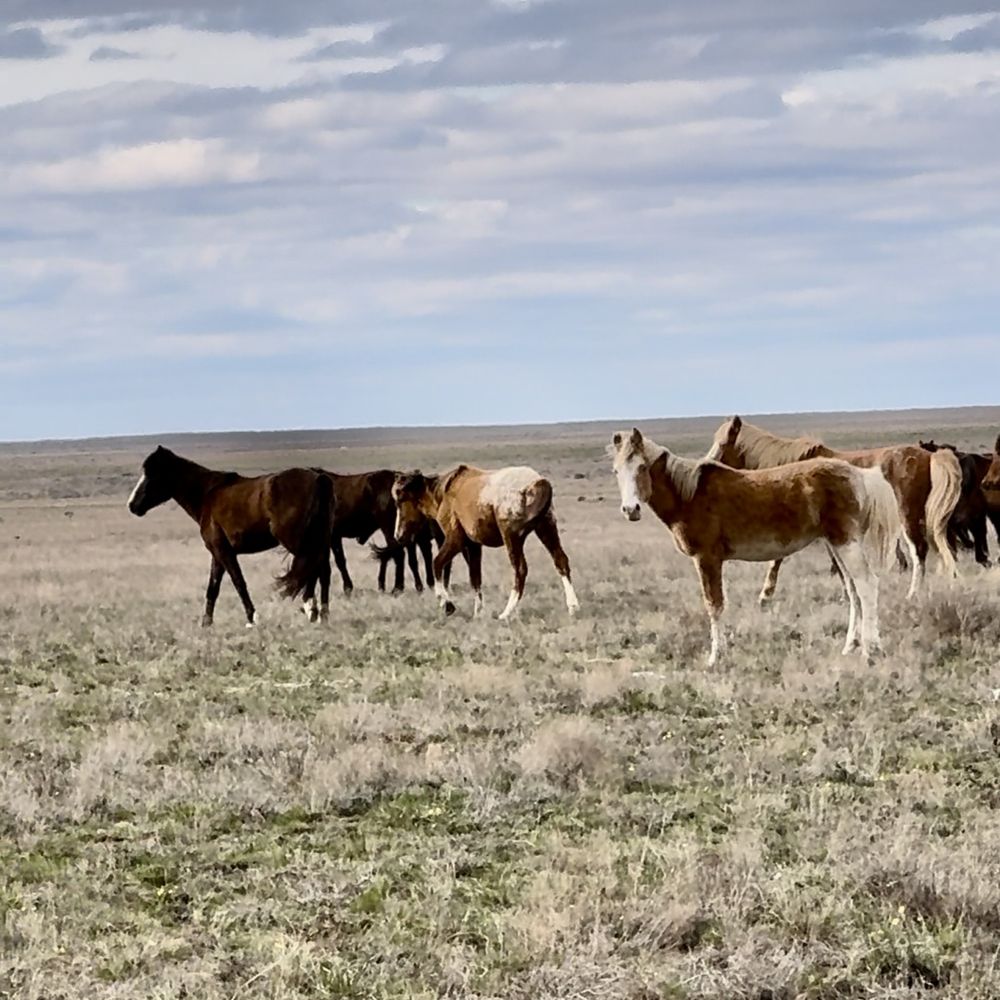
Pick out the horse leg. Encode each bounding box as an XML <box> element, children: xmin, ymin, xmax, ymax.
<box><xmin>758</xmin><ymin>559</ymin><xmax>782</xmax><ymax>607</ymax></box>
<box><xmin>407</xmin><ymin>538</ymin><xmax>424</xmax><ymax>592</ymax></box>
<box><xmin>419</xmin><ymin>532</ymin><xmax>434</xmax><ymax>590</ymax></box>
<box><xmin>498</xmin><ymin>532</ymin><xmax>527</xmax><ymax>621</ymax></box>
<box><xmin>461</xmin><ymin>542</ymin><xmax>484</xmax><ymax>617</ymax></box>
<box><xmin>209</xmin><ymin>534</ymin><xmax>256</xmax><ymax>626</ymax></box>
<box><xmin>836</xmin><ymin>541</ymin><xmax>881</xmax><ymax>661</ymax></box>
<box><xmin>971</xmin><ymin>514</ymin><xmax>991</xmax><ymax>568</ymax></box>
<box><xmin>433</xmin><ymin>530</ymin><xmax>465</xmax><ymax>615</ymax></box>
<box><xmin>534</xmin><ymin>510</ymin><xmax>580</xmax><ymax>615</ymax></box>
<box><xmin>827</xmin><ymin>544</ymin><xmax>860</xmax><ymax>654</ymax></box>
<box><xmin>318</xmin><ymin>554</ymin><xmax>331</xmax><ymax>621</ymax></box>
<box><xmin>385</xmin><ymin>528</ymin><xmax>405</xmax><ymax>595</ymax></box>
<box><xmin>331</xmin><ymin>536</ymin><xmax>353</xmax><ymax>594</ymax></box>
<box><xmin>903</xmin><ymin>523</ymin><xmax>927</xmax><ymax>600</ymax></box>
<box><xmin>202</xmin><ymin>556</ymin><xmax>224</xmax><ymax>627</ymax></box>
<box><xmin>695</xmin><ymin>556</ymin><xmax>726</xmax><ymax>666</ymax></box>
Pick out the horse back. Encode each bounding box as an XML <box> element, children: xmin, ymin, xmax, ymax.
<box><xmin>447</xmin><ymin>466</ymin><xmax>551</xmax><ymax>543</ymax></box>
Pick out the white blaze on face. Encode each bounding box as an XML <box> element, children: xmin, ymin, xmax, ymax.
<box><xmin>127</xmin><ymin>472</ymin><xmax>147</xmax><ymax>509</ymax></box>
<box><xmin>614</xmin><ymin>450</ymin><xmax>643</xmax><ymax>519</ymax></box>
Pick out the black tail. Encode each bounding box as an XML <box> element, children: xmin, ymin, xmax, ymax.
<box><xmin>276</xmin><ymin>473</ymin><xmax>334</xmax><ymax>600</ymax></box>
<box><xmin>370</xmin><ymin>540</ymin><xmax>403</xmax><ymax>565</ymax></box>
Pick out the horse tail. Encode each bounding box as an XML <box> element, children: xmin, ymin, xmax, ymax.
<box><xmin>523</xmin><ymin>477</ymin><xmax>553</xmax><ymax>523</ymax></box>
<box><xmin>859</xmin><ymin>468</ymin><xmax>902</xmax><ymax>570</ymax></box>
<box><xmin>369</xmin><ymin>540</ymin><xmax>403</xmax><ymax>564</ymax></box>
<box><xmin>276</xmin><ymin>473</ymin><xmax>334</xmax><ymax>599</ymax></box>
<box><xmin>927</xmin><ymin>448</ymin><xmax>961</xmax><ymax>577</ymax></box>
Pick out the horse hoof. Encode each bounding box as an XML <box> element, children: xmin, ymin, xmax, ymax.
<box><xmin>392</xmin><ymin>587</ymin><xmax>404</xmax><ymax>597</ymax></box>
<box><xmin>444</xmin><ymin>601</ymin><xmax>456</xmax><ymax>616</ymax></box>
<box><xmin>201</xmin><ymin>616</ymin><xmax>213</xmax><ymax>628</ymax></box>
<box><xmin>414</xmin><ymin>582</ymin><xmax>424</xmax><ymax>593</ymax></box>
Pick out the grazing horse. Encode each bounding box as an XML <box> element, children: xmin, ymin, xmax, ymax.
<box><xmin>392</xmin><ymin>466</ymin><xmax>580</xmax><ymax>620</ymax></box>
<box><xmin>919</xmin><ymin>440</ymin><xmax>997</xmax><ymax>566</ymax></box>
<box><xmin>707</xmin><ymin>416</ymin><xmax>961</xmax><ymax>602</ymax></box>
<box><xmin>127</xmin><ymin>446</ymin><xmax>333</xmax><ymax>626</ymax></box>
<box><xmin>610</xmin><ymin>428</ymin><xmax>900</xmax><ymax>666</ymax></box>
<box><xmin>319</xmin><ymin>469</ymin><xmax>440</xmax><ymax>594</ymax></box>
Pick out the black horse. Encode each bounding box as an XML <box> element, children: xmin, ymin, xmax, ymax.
<box><xmin>128</xmin><ymin>447</ymin><xmax>334</xmax><ymax>625</ymax></box>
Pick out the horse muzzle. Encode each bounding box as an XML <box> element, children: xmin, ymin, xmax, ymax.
<box><xmin>622</xmin><ymin>505</ymin><xmax>641</xmax><ymax>522</ymax></box>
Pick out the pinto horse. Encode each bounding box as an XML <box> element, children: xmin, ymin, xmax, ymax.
<box><xmin>611</xmin><ymin>428</ymin><xmax>900</xmax><ymax>666</ymax></box>
<box><xmin>392</xmin><ymin>466</ymin><xmax>580</xmax><ymax>620</ymax></box>
<box><xmin>128</xmin><ymin>446</ymin><xmax>333</xmax><ymax>626</ymax></box>
<box><xmin>707</xmin><ymin>416</ymin><xmax>961</xmax><ymax>602</ymax></box>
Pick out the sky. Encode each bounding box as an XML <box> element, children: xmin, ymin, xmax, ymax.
<box><xmin>1</xmin><ymin>1</ymin><xmax>999</xmax><ymax>441</ymax></box>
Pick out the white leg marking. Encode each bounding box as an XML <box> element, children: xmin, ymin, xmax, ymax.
<box><xmin>831</xmin><ymin>548</ymin><xmax>860</xmax><ymax>654</ymax></box>
<box><xmin>904</xmin><ymin>535</ymin><xmax>922</xmax><ymax>599</ymax></box>
<box><xmin>127</xmin><ymin>472</ymin><xmax>147</xmax><ymax>508</ymax></box>
<box><xmin>434</xmin><ymin>580</ymin><xmax>453</xmax><ymax>606</ymax></box>
<box><xmin>498</xmin><ymin>589</ymin><xmax>520</xmax><ymax>621</ymax></box>
<box><xmin>706</xmin><ymin>618</ymin><xmax>725</xmax><ymax>667</ymax></box>
<box><xmin>473</xmin><ymin>591</ymin><xmax>484</xmax><ymax>618</ymax></box>
<box><xmin>246</xmin><ymin>611</ymin><xmax>258</xmax><ymax>629</ymax></box>
<box><xmin>302</xmin><ymin>597</ymin><xmax>318</xmax><ymax>621</ymax></box>
<box><xmin>562</xmin><ymin>576</ymin><xmax>580</xmax><ymax>614</ymax></box>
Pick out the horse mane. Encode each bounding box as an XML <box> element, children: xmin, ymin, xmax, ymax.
<box><xmin>639</xmin><ymin>436</ymin><xmax>703</xmax><ymax>503</ymax></box>
<box><xmin>735</xmin><ymin>420</ymin><xmax>827</xmax><ymax>468</ymax></box>
<box><xmin>440</xmin><ymin>465</ymin><xmax>468</xmax><ymax>493</ymax></box>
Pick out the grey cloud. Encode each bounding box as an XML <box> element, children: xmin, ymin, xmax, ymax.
<box><xmin>89</xmin><ymin>45</ymin><xmax>142</xmax><ymax>60</ymax></box>
<box><xmin>951</xmin><ymin>15</ymin><xmax>1000</xmax><ymax>51</ymax></box>
<box><xmin>0</xmin><ymin>26</ymin><xmax>62</xmax><ymax>58</ymax></box>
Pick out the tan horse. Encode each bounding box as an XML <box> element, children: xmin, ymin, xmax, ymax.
<box><xmin>392</xmin><ymin>466</ymin><xmax>580</xmax><ymax>620</ymax></box>
<box><xmin>610</xmin><ymin>428</ymin><xmax>900</xmax><ymax>666</ymax></box>
<box><xmin>706</xmin><ymin>416</ymin><xmax>961</xmax><ymax>602</ymax></box>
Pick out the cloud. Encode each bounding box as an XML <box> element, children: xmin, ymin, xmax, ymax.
<box><xmin>8</xmin><ymin>138</ymin><xmax>262</xmax><ymax>192</ymax></box>
<box><xmin>0</xmin><ymin>26</ymin><xmax>62</xmax><ymax>58</ymax></box>
<box><xmin>1</xmin><ymin>2</ymin><xmax>999</xmax><ymax>438</ymax></box>
<box><xmin>89</xmin><ymin>44</ymin><xmax>141</xmax><ymax>60</ymax></box>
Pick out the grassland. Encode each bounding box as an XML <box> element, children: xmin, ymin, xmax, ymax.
<box><xmin>2</xmin><ymin>408</ymin><xmax>1000</xmax><ymax>999</ymax></box>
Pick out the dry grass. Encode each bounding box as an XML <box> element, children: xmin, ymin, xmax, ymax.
<box><xmin>2</xmin><ymin>415</ymin><xmax>1000</xmax><ymax>998</ymax></box>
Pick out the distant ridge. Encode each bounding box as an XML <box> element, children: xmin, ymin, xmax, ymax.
<box><xmin>2</xmin><ymin>404</ymin><xmax>998</xmax><ymax>456</ymax></box>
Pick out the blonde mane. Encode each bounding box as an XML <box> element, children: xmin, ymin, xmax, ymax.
<box><xmin>734</xmin><ymin>420</ymin><xmax>828</xmax><ymax>469</ymax></box>
<box><xmin>638</xmin><ymin>435</ymin><xmax>704</xmax><ymax>503</ymax></box>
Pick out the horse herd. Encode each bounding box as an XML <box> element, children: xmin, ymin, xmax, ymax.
<box><xmin>127</xmin><ymin>419</ymin><xmax>1000</xmax><ymax>665</ymax></box>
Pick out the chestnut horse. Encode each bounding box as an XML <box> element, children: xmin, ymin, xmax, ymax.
<box><xmin>707</xmin><ymin>416</ymin><xmax>961</xmax><ymax>602</ymax></box>
<box><xmin>611</xmin><ymin>428</ymin><xmax>900</xmax><ymax>666</ymax></box>
<box><xmin>392</xmin><ymin>466</ymin><xmax>580</xmax><ymax>620</ymax></box>
<box><xmin>128</xmin><ymin>446</ymin><xmax>333</xmax><ymax>626</ymax></box>
<box><xmin>977</xmin><ymin>434</ymin><xmax>1000</xmax><ymax>523</ymax></box>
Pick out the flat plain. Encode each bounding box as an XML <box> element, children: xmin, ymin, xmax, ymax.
<box><xmin>3</xmin><ymin>407</ymin><xmax>1000</xmax><ymax>1000</ymax></box>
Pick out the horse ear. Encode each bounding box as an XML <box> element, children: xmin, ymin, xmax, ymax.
<box><xmin>730</xmin><ymin>415</ymin><xmax>742</xmax><ymax>435</ymax></box>
<box><xmin>629</xmin><ymin>427</ymin><xmax>643</xmax><ymax>447</ymax></box>
<box><xmin>994</xmin><ymin>433</ymin><xmax>1000</xmax><ymax>455</ymax></box>
<box><xmin>612</xmin><ymin>432</ymin><xmax>622</xmax><ymax>448</ymax></box>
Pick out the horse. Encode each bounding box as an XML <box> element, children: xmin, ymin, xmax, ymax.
<box><xmin>127</xmin><ymin>446</ymin><xmax>334</xmax><ymax>626</ymax></box>
<box><xmin>318</xmin><ymin>468</ymin><xmax>440</xmax><ymax>595</ymax></box>
<box><xmin>610</xmin><ymin>428</ymin><xmax>900</xmax><ymax>666</ymax></box>
<box><xmin>976</xmin><ymin>434</ymin><xmax>1000</xmax><ymax>528</ymax></box>
<box><xmin>391</xmin><ymin>466</ymin><xmax>580</xmax><ymax>620</ymax></box>
<box><xmin>706</xmin><ymin>416</ymin><xmax>961</xmax><ymax>602</ymax></box>
<box><xmin>919</xmin><ymin>440</ymin><xmax>997</xmax><ymax>566</ymax></box>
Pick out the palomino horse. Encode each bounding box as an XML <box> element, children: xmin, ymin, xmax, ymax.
<box><xmin>610</xmin><ymin>428</ymin><xmax>900</xmax><ymax>666</ymax></box>
<box><xmin>919</xmin><ymin>440</ymin><xmax>999</xmax><ymax>566</ymax></box>
<box><xmin>128</xmin><ymin>446</ymin><xmax>333</xmax><ymax>626</ymax></box>
<box><xmin>319</xmin><ymin>468</ymin><xmax>438</xmax><ymax>594</ymax></box>
<box><xmin>706</xmin><ymin>416</ymin><xmax>961</xmax><ymax>602</ymax></box>
<box><xmin>392</xmin><ymin>466</ymin><xmax>580</xmax><ymax>620</ymax></box>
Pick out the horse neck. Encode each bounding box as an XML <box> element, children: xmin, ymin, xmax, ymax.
<box><xmin>165</xmin><ymin>454</ymin><xmax>231</xmax><ymax>520</ymax></box>
<box><xmin>644</xmin><ymin>454</ymin><xmax>688</xmax><ymax>527</ymax></box>
<box><xmin>423</xmin><ymin>476</ymin><xmax>445</xmax><ymax>517</ymax></box>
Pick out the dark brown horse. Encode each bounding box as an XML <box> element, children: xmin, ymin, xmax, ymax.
<box><xmin>976</xmin><ymin>434</ymin><xmax>1000</xmax><ymax>534</ymax></box>
<box><xmin>128</xmin><ymin>446</ymin><xmax>333</xmax><ymax>626</ymax></box>
<box><xmin>919</xmin><ymin>440</ymin><xmax>998</xmax><ymax>566</ymax></box>
<box><xmin>319</xmin><ymin>468</ymin><xmax>442</xmax><ymax>594</ymax></box>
